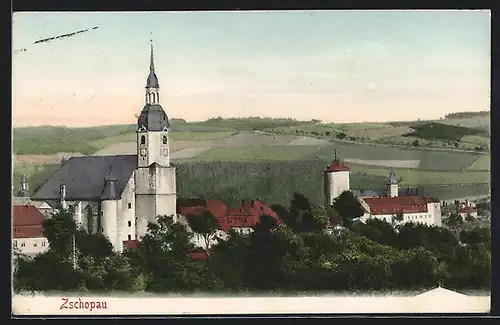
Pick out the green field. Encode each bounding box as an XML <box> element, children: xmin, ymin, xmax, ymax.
<box><xmin>194</xmin><ymin>146</ymin><xmax>325</xmax><ymax>161</ymax></box>
<box><xmin>12</xmin><ymin>114</ymin><xmax>491</xmax><ymax>204</ymax></box>
<box><xmin>90</xmin><ymin>131</ymin><xmax>234</xmax><ymax>149</ymax></box>
<box><xmin>466</xmin><ymin>155</ymin><xmax>491</xmax><ymax>171</ymax></box>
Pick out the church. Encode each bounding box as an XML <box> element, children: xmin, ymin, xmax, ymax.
<box><xmin>30</xmin><ymin>42</ymin><xmax>177</xmax><ymax>252</ymax></box>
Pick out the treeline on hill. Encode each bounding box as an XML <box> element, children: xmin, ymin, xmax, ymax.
<box><xmin>403</xmin><ymin>122</ymin><xmax>486</xmax><ymax>142</ymax></box>
<box><xmin>13</xmin><ymin>191</ymin><xmax>490</xmax><ymax>294</ymax></box>
<box><xmin>444</xmin><ymin>111</ymin><xmax>490</xmax><ymax>119</ymax></box>
<box><xmin>175</xmin><ymin>161</ymin><xmax>387</xmax><ymax>207</ymax></box>
<box><xmin>14</xmin><ymin>161</ymin><xmax>490</xmax><ymax>208</ymax></box>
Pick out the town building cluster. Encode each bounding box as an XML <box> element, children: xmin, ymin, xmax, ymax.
<box><xmin>12</xmin><ymin>42</ymin><xmax>478</xmax><ymax>258</ymax></box>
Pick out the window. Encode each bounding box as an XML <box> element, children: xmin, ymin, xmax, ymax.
<box><xmin>128</xmin><ymin>203</ymin><xmax>132</xmax><ymax>209</ymax></box>
<box><xmin>128</xmin><ymin>235</ymin><xmax>132</xmax><ymax>240</ymax></box>
<box><xmin>140</xmin><ymin>135</ymin><xmax>146</xmax><ymax>145</ymax></box>
<box><xmin>21</xmin><ymin>242</ymin><xmax>26</xmax><ymax>247</ymax></box>
<box><xmin>162</xmin><ymin>135</ymin><xmax>168</xmax><ymax>144</ymax></box>
<box><xmin>128</xmin><ymin>221</ymin><xmax>132</xmax><ymax>227</ymax></box>
<box><xmin>13</xmin><ymin>241</ymin><xmax>17</xmax><ymax>248</ymax></box>
<box><xmin>41</xmin><ymin>241</ymin><xmax>46</xmax><ymax>247</ymax></box>
<box><xmin>33</xmin><ymin>241</ymin><xmax>38</xmax><ymax>247</ymax></box>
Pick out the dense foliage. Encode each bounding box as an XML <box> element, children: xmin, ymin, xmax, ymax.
<box><xmin>403</xmin><ymin>122</ymin><xmax>485</xmax><ymax>142</ymax></box>
<box><xmin>13</xmin><ymin>192</ymin><xmax>490</xmax><ymax>294</ymax></box>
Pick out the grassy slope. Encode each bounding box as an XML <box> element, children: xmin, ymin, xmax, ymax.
<box><xmin>12</xmin><ymin>115</ymin><xmax>491</xmax><ymax>203</ymax></box>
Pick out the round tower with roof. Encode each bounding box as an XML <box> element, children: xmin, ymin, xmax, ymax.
<box><xmin>101</xmin><ymin>167</ymin><xmax>120</xmax><ymax>249</ymax></box>
<box><xmin>386</xmin><ymin>169</ymin><xmax>399</xmax><ymax>197</ymax></box>
<box><xmin>323</xmin><ymin>150</ymin><xmax>351</xmax><ymax>206</ymax></box>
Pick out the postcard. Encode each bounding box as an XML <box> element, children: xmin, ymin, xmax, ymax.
<box><xmin>12</xmin><ymin>9</ymin><xmax>491</xmax><ymax>316</ymax></box>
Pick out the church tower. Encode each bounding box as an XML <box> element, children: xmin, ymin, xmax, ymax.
<box><xmin>135</xmin><ymin>39</ymin><xmax>177</xmax><ymax>239</ymax></box>
<box><xmin>386</xmin><ymin>169</ymin><xmax>399</xmax><ymax>197</ymax></box>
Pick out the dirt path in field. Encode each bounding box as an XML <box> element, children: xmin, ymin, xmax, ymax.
<box><xmin>15</xmin><ymin>152</ymin><xmax>83</xmax><ymax>165</ymax></box>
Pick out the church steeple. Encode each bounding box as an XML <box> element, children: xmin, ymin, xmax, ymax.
<box><xmin>146</xmin><ymin>38</ymin><xmax>160</xmax><ymax>93</ymax></box>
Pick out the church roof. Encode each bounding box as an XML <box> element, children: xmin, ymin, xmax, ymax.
<box><xmin>137</xmin><ymin>104</ymin><xmax>170</xmax><ymax>131</ymax></box>
<box><xmin>31</xmin><ymin>155</ymin><xmax>137</xmax><ymax>201</ymax></box>
<box><xmin>146</xmin><ymin>41</ymin><xmax>159</xmax><ymax>89</ymax></box>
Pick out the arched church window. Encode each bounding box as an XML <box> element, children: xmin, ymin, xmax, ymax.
<box><xmin>162</xmin><ymin>135</ymin><xmax>168</xmax><ymax>144</ymax></box>
<box><xmin>128</xmin><ymin>235</ymin><xmax>132</xmax><ymax>240</ymax></box>
<box><xmin>140</xmin><ymin>136</ymin><xmax>146</xmax><ymax>145</ymax></box>
<box><xmin>151</xmin><ymin>93</ymin><xmax>156</xmax><ymax>103</ymax></box>
<box><xmin>85</xmin><ymin>205</ymin><xmax>93</xmax><ymax>234</ymax></box>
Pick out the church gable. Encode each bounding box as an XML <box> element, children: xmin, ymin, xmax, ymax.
<box><xmin>31</xmin><ymin>155</ymin><xmax>138</xmax><ymax>201</ymax></box>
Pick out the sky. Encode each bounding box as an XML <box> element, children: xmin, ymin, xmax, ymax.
<box><xmin>12</xmin><ymin>10</ymin><xmax>491</xmax><ymax>127</ymax></box>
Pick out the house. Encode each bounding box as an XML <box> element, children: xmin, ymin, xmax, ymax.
<box><xmin>323</xmin><ymin>156</ymin><xmax>442</xmax><ymax>227</ymax></box>
<box><xmin>13</xmin><ymin>205</ymin><xmax>49</xmax><ymax>257</ymax></box>
<box><xmin>459</xmin><ymin>206</ymin><xmax>478</xmax><ymax>220</ymax></box>
<box><xmin>178</xmin><ymin>198</ymin><xmax>281</xmax><ymax>249</ymax></box>
<box><xmin>29</xmin><ymin>41</ymin><xmax>177</xmax><ymax>253</ymax></box>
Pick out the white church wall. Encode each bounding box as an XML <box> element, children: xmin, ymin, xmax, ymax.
<box><xmin>116</xmin><ymin>175</ymin><xmax>136</xmax><ymax>252</ymax></box>
<box><xmin>155</xmin><ymin>166</ymin><xmax>177</xmax><ymax>217</ymax></box>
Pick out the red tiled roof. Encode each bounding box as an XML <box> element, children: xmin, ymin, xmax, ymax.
<box><xmin>178</xmin><ymin>199</ymin><xmax>280</xmax><ymax>232</ymax></box>
<box><xmin>363</xmin><ymin>196</ymin><xmax>438</xmax><ymax>216</ymax></box>
<box><xmin>459</xmin><ymin>206</ymin><xmax>476</xmax><ymax>214</ymax></box>
<box><xmin>13</xmin><ymin>205</ymin><xmax>46</xmax><ymax>239</ymax></box>
<box><xmin>324</xmin><ymin>160</ymin><xmax>351</xmax><ymax>172</ymax></box>
<box><xmin>190</xmin><ymin>252</ymin><xmax>208</xmax><ymax>261</ymax></box>
<box><xmin>123</xmin><ymin>239</ymin><xmax>140</xmax><ymax>250</ymax></box>
<box><xmin>13</xmin><ymin>205</ymin><xmax>45</xmax><ymax>226</ymax></box>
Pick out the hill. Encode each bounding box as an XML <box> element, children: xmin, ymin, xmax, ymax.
<box><xmin>12</xmin><ymin>114</ymin><xmax>490</xmax><ymax>204</ymax></box>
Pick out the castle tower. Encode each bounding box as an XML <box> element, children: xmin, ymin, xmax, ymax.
<box><xmin>135</xmin><ymin>39</ymin><xmax>177</xmax><ymax>239</ymax></box>
<box><xmin>386</xmin><ymin>169</ymin><xmax>399</xmax><ymax>197</ymax></box>
<box><xmin>323</xmin><ymin>150</ymin><xmax>351</xmax><ymax>206</ymax></box>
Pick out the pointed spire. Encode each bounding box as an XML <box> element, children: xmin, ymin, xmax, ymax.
<box><xmin>145</xmin><ymin>35</ymin><xmax>160</xmax><ymax>89</ymax></box>
<box><xmin>149</xmin><ymin>35</ymin><xmax>155</xmax><ymax>73</ymax></box>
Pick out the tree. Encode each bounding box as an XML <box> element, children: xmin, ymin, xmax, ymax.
<box><xmin>43</xmin><ymin>209</ymin><xmax>77</xmax><ymax>259</ymax></box>
<box><xmin>412</xmin><ymin>139</ymin><xmax>420</xmax><ymax>147</ymax></box>
<box><xmin>444</xmin><ymin>213</ymin><xmax>464</xmax><ymax>231</ymax></box>
<box><xmin>465</xmin><ymin>213</ymin><xmax>475</xmax><ymax>222</ymax></box>
<box><xmin>392</xmin><ymin>210</ymin><xmax>404</xmax><ymax>225</ymax></box>
<box><xmin>332</xmin><ymin>191</ymin><xmax>365</xmax><ymax>226</ymax></box>
<box><xmin>186</xmin><ymin>210</ymin><xmax>221</xmax><ymax>250</ymax></box>
<box><xmin>336</xmin><ymin>132</ymin><xmax>347</xmax><ymax>140</ymax></box>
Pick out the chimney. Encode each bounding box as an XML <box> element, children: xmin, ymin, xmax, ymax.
<box><xmin>60</xmin><ymin>184</ymin><xmax>67</xmax><ymax>209</ymax></box>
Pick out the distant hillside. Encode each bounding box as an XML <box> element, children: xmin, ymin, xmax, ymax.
<box><xmin>403</xmin><ymin>122</ymin><xmax>487</xmax><ymax>142</ymax></box>
<box><xmin>445</xmin><ymin>111</ymin><xmax>490</xmax><ymax>119</ymax></box>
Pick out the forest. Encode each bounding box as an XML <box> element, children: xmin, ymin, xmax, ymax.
<box><xmin>13</xmin><ymin>192</ymin><xmax>490</xmax><ymax>294</ymax></box>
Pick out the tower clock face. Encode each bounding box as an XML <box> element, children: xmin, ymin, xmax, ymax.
<box><xmin>161</xmin><ymin>148</ymin><xmax>169</xmax><ymax>156</ymax></box>
<box><xmin>140</xmin><ymin>148</ymin><xmax>147</xmax><ymax>157</ymax></box>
